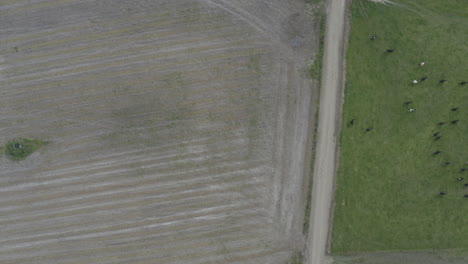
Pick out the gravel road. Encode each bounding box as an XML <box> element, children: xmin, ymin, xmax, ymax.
<box><xmin>305</xmin><ymin>0</ymin><xmax>347</xmax><ymax>263</ymax></box>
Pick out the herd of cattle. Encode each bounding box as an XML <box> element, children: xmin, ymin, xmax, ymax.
<box><xmin>350</xmin><ymin>35</ymin><xmax>467</xmax><ymax>198</ymax></box>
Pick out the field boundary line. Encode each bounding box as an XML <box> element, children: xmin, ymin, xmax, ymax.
<box><xmin>326</xmin><ymin>0</ymin><xmax>353</xmax><ymax>256</ymax></box>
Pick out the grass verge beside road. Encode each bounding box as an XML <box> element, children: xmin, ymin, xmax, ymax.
<box><xmin>303</xmin><ymin>0</ymin><xmax>326</xmax><ymax>234</ymax></box>
<box><xmin>332</xmin><ymin>0</ymin><xmax>468</xmax><ymax>254</ymax></box>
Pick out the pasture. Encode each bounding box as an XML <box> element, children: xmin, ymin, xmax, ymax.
<box><xmin>332</xmin><ymin>0</ymin><xmax>468</xmax><ymax>254</ymax></box>
<box><xmin>0</xmin><ymin>0</ymin><xmax>319</xmax><ymax>263</ymax></box>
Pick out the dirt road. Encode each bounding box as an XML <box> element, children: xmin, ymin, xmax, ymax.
<box><xmin>305</xmin><ymin>0</ymin><xmax>347</xmax><ymax>263</ymax></box>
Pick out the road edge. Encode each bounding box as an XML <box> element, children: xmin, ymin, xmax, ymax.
<box><xmin>305</xmin><ymin>0</ymin><xmax>349</xmax><ymax>263</ymax></box>
<box><xmin>325</xmin><ymin>0</ymin><xmax>352</xmax><ymax>256</ymax></box>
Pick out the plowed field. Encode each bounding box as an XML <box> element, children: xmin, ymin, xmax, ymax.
<box><xmin>0</xmin><ymin>1</ymin><xmax>319</xmax><ymax>263</ymax></box>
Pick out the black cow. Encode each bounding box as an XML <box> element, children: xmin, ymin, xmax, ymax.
<box><xmin>434</xmin><ymin>136</ymin><xmax>442</xmax><ymax>141</ymax></box>
<box><xmin>440</xmin><ymin>192</ymin><xmax>446</xmax><ymax>195</ymax></box>
<box><xmin>433</xmin><ymin>132</ymin><xmax>440</xmax><ymax>137</ymax></box>
<box><xmin>386</xmin><ymin>49</ymin><xmax>394</xmax><ymax>53</ymax></box>
<box><xmin>451</xmin><ymin>107</ymin><xmax>459</xmax><ymax>111</ymax></box>
<box><xmin>350</xmin><ymin>119</ymin><xmax>356</xmax><ymax>125</ymax></box>
<box><xmin>404</xmin><ymin>101</ymin><xmax>412</xmax><ymax>105</ymax></box>
<box><xmin>464</xmin><ymin>195</ymin><xmax>468</xmax><ymax>198</ymax></box>
<box><xmin>366</xmin><ymin>127</ymin><xmax>373</xmax><ymax>132</ymax></box>
<box><xmin>461</xmin><ymin>168</ymin><xmax>467</xmax><ymax>172</ymax></box>
<box><xmin>460</xmin><ymin>81</ymin><xmax>467</xmax><ymax>85</ymax></box>
<box><xmin>439</xmin><ymin>80</ymin><xmax>447</xmax><ymax>84</ymax></box>
<box><xmin>438</xmin><ymin>122</ymin><xmax>446</xmax><ymax>126</ymax></box>
<box><xmin>420</xmin><ymin>76</ymin><xmax>428</xmax><ymax>81</ymax></box>
<box><xmin>464</xmin><ymin>183</ymin><xmax>468</xmax><ymax>187</ymax></box>
<box><xmin>451</xmin><ymin>120</ymin><xmax>459</xmax><ymax>124</ymax></box>
<box><xmin>433</xmin><ymin>151</ymin><xmax>441</xmax><ymax>155</ymax></box>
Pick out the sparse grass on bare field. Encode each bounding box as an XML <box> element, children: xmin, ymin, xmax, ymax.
<box><xmin>309</xmin><ymin>10</ymin><xmax>325</xmax><ymax>80</ymax></box>
<box><xmin>303</xmin><ymin>94</ymin><xmax>321</xmax><ymax>234</ymax></box>
<box><xmin>288</xmin><ymin>251</ymin><xmax>304</xmax><ymax>264</ymax></box>
<box><xmin>332</xmin><ymin>0</ymin><xmax>468</xmax><ymax>254</ymax></box>
<box><xmin>305</xmin><ymin>0</ymin><xmax>323</xmax><ymax>4</ymax></box>
<box><xmin>303</xmin><ymin>0</ymin><xmax>325</xmax><ymax>235</ymax></box>
<box><xmin>4</xmin><ymin>138</ymin><xmax>47</xmax><ymax>161</ymax></box>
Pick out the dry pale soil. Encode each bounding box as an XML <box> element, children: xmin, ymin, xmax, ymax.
<box><xmin>0</xmin><ymin>0</ymin><xmax>320</xmax><ymax>263</ymax></box>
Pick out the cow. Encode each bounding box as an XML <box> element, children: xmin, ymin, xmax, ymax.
<box><xmin>451</xmin><ymin>107</ymin><xmax>459</xmax><ymax>111</ymax></box>
<box><xmin>451</xmin><ymin>120</ymin><xmax>459</xmax><ymax>124</ymax></box>
<box><xmin>433</xmin><ymin>151</ymin><xmax>441</xmax><ymax>155</ymax></box>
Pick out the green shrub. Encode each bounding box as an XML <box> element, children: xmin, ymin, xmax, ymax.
<box><xmin>5</xmin><ymin>138</ymin><xmax>47</xmax><ymax>160</ymax></box>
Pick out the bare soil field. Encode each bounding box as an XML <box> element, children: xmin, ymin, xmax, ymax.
<box><xmin>0</xmin><ymin>0</ymin><xmax>319</xmax><ymax>263</ymax></box>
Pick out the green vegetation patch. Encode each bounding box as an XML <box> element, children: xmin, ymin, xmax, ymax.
<box><xmin>332</xmin><ymin>0</ymin><xmax>468</xmax><ymax>254</ymax></box>
<box><xmin>305</xmin><ymin>0</ymin><xmax>323</xmax><ymax>4</ymax></box>
<box><xmin>309</xmin><ymin>12</ymin><xmax>325</xmax><ymax>80</ymax></box>
<box><xmin>5</xmin><ymin>138</ymin><xmax>48</xmax><ymax>160</ymax></box>
<box><xmin>288</xmin><ymin>251</ymin><xmax>304</xmax><ymax>264</ymax></box>
<box><xmin>303</xmin><ymin>0</ymin><xmax>325</xmax><ymax>234</ymax></box>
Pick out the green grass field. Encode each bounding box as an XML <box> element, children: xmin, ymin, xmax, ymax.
<box><xmin>332</xmin><ymin>0</ymin><xmax>468</xmax><ymax>254</ymax></box>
